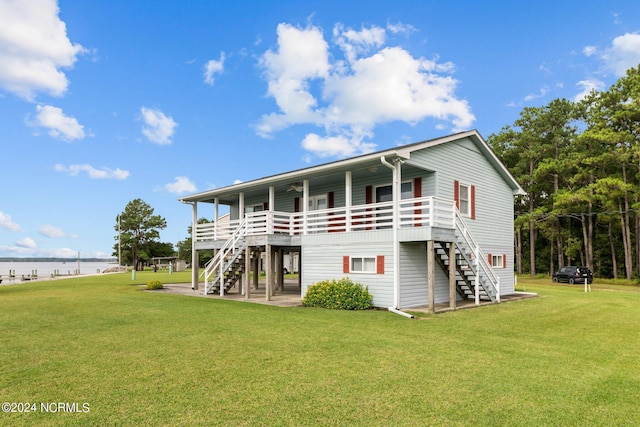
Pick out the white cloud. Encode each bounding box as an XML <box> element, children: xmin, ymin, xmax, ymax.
<box><xmin>140</xmin><ymin>107</ymin><xmax>177</xmax><ymax>145</ymax></box>
<box><xmin>524</xmin><ymin>86</ymin><xmax>550</xmax><ymax>102</ymax></box>
<box><xmin>204</xmin><ymin>52</ymin><xmax>225</xmax><ymax>85</ymax></box>
<box><xmin>601</xmin><ymin>33</ymin><xmax>640</xmax><ymax>76</ymax></box>
<box><xmin>584</xmin><ymin>33</ymin><xmax>640</xmax><ymax>77</ymax></box>
<box><xmin>16</xmin><ymin>237</ymin><xmax>37</xmax><ymax>249</ymax></box>
<box><xmin>38</xmin><ymin>224</ymin><xmax>76</xmax><ymax>238</ymax></box>
<box><xmin>301</xmin><ymin>133</ymin><xmax>376</xmax><ymax>158</ymax></box>
<box><xmin>54</xmin><ymin>163</ymin><xmax>130</xmax><ymax>180</ymax></box>
<box><xmin>0</xmin><ymin>211</ymin><xmax>21</xmax><ymax>231</ymax></box>
<box><xmin>333</xmin><ymin>23</ymin><xmax>386</xmax><ymax>63</ymax></box>
<box><xmin>0</xmin><ymin>0</ymin><xmax>85</xmax><ymax>100</ymax></box>
<box><xmin>574</xmin><ymin>79</ymin><xmax>605</xmax><ymax>102</ymax></box>
<box><xmin>386</xmin><ymin>22</ymin><xmax>417</xmax><ymax>36</ymax></box>
<box><xmin>164</xmin><ymin>176</ymin><xmax>196</xmax><ymax>194</ymax></box>
<box><xmin>256</xmin><ymin>22</ymin><xmax>474</xmax><ymax>158</ymax></box>
<box><xmin>29</xmin><ymin>104</ymin><xmax>85</xmax><ymax>141</ymax></box>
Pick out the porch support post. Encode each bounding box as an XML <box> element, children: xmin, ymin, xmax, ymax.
<box><xmin>191</xmin><ymin>201</ymin><xmax>198</xmax><ymax>290</ymax></box>
<box><xmin>239</xmin><ymin>192</ymin><xmax>245</xmax><ymax>221</ymax></box>
<box><xmin>302</xmin><ymin>179</ymin><xmax>309</xmax><ymax>235</ymax></box>
<box><xmin>298</xmin><ymin>249</ymin><xmax>302</xmax><ymax>289</ymax></box>
<box><xmin>265</xmin><ymin>244</ymin><xmax>272</xmax><ymax>301</ymax></box>
<box><xmin>244</xmin><ymin>246</ymin><xmax>251</xmax><ymax>299</ymax></box>
<box><xmin>345</xmin><ymin>171</ymin><xmax>352</xmax><ymax>232</ymax></box>
<box><xmin>278</xmin><ymin>249</ymin><xmax>284</xmax><ymax>291</ymax></box>
<box><xmin>428</xmin><ymin>240</ymin><xmax>435</xmax><ymax>313</ymax></box>
<box><xmin>252</xmin><ymin>248</ymin><xmax>260</xmax><ymax>290</ymax></box>
<box><xmin>214</xmin><ymin>197</ymin><xmax>219</xmax><ymax>241</ymax></box>
<box><xmin>449</xmin><ymin>242</ymin><xmax>457</xmax><ymax>310</ymax></box>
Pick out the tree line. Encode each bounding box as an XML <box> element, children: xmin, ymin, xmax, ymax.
<box><xmin>488</xmin><ymin>65</ymin><xmax>640</xmax><ymax>279</ymax></box>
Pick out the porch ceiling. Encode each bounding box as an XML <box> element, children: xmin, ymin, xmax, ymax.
<box><xmin>181</xmin><ymin>154</ymin><xmax>424</xmax><ymax>205</ymax></box>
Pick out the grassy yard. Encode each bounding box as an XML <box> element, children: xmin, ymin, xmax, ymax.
<box><xmin>1</xmin><ymin>273</ymin><xmax>640</xmax><ymax>426</ymax></box>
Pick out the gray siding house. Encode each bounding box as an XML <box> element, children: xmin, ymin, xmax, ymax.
<box><xmin>179</xmin><ymin>130</ymin><xmax>525</xmax><ymax>312</ymax></box>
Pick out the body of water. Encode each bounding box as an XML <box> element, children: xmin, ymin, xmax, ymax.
<box><xmin>0</xmin><ymin>261</ymin><xmax>119</xmax><ymax>283</ymax></box>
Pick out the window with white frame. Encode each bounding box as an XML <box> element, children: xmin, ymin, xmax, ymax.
<box><xmin>344</xmin><ymin>255</ymin><xmax>384</xmax><ymax>274</ymax></box>
<box><xmin>459</xmin><ymin>183</ymin><xmax>470</xmax><ymax>215</ymax></box>
<box><xmin>351</xmin><ymin>256</ymin><xmax>376</xmax><ymax>273</ymax></box>
<box><xmin>245</xmin><ymin>204</ymin><xmax>264</xmax><ymax>214</ymax></box>
<box><xmin>491</xmin><ymin>254</ymin><xmax>504</xmax><ymax>268</ymax></box>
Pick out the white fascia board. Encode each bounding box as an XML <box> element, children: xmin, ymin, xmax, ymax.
<box><xmin>178</xmin><ymin>149</ymin><xmax>403</xmax><ymax>203</ymax></box>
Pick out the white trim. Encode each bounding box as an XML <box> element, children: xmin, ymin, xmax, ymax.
<box><xmin>458</xmin><ymin>182</ymin><xmax>471</xmax><ymax>216</ymax></box>
<box><xmin>349</xmin><ymin>256</ymin><xmax>377</xmax><ymax>274</ymax></box>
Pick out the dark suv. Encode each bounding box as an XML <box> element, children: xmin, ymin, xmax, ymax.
<box><xmin>552</xmin><ymin>266</ymin><xmax>593</xmax><ymax>284</ymax></box>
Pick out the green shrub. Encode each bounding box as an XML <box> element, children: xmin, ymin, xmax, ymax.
<box><xmin>302</xmin><ymin>278</ymin><xmax>373</xmax><ymax>310</ymax></box>
<box><xmin>146</xmin><ymin>280</ymin><xmax>163</xmax><ymax>290</ymax></box>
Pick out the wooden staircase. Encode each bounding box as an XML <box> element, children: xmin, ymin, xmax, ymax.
<box><xmin>202</xmin><ymin>218</ymin><xmax>250</xmax><ymax>295</ymax></box>
<box><xmin>433</xmin><ymin>211</ymin><xmax>500</xmax><ymax>303</ymax></box>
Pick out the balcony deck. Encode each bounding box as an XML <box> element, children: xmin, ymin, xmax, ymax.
<box><xmin>194</xmin><ymin>196</ymin><xmax>456</xmax><ymax>249</ymax></box>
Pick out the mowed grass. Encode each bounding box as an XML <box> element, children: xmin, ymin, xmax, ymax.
<box><xmin>1</xmin><ymin>273</ymin><xmax>640</xmax><ymax>426</ymax></box>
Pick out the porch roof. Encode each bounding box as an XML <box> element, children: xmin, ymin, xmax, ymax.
<box><xmin>179</xmin><ymin>130</ymin><xmax>525</xmax><ymax>205</ymax></box>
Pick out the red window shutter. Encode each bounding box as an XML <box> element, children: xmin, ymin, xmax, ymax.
<box><xmin>503</xmin><ymin>253</ymin><xmax>507</xmax><ymax>269</ymax></box>
<box><xmin>328</xmin><ymin>192</ymin><xmax>334</xmax><ymax>209</ymax></box>
<box><xmin>294</xmin><ymin>197</ymin><xmax>300</xmax><ymax>212</ymax></box>
<box><xmin>376</xmin><ymin>256</ymin><xmax>384</xmax><ymax>274</ymax></box>
<box><xmin>343</xmin><ymin>256</ymin><xmax>350</xmax><ymax>273</ymax></box>
<box><xmin>470</xmin><ymin>185</ymin><xmax>476</xmax><ymax>219</ymax></box>
<box><xmin>453</xmin><ymin>180</ymin><xmax>460</xmax><ymax>209</ymax></box>
<box><xmin>263</xmin><ymin>202</ymin><xmax>269</xmax><ymax>210</ymax></box>
<box><xmin>414</xmin><ymin>177</ymin><xmax>422</xmax><ymax>227</ymax></box>
<box><xmin>488</xmin><ymin>253</ymin><xmax>492</xmax><ymax>266</ymax></box>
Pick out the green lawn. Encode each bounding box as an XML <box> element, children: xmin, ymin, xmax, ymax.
<box><xmin>1</xmin><ymin>273</ymin><xmax>640</xmax><ymax>426</ymax></box>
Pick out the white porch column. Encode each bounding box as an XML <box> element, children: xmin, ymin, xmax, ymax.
<box><xmin>265</xmin><ymin>244</ymin><xmax>272</xmax><ymax>301</ymax></box>
<box><xmin>239</xmin><ymin>192</ymin><xmax>245</xmax><ymax>221</ymax></box>
<box><xmin>269</xmin><ymin>186</ymin><xmax>275</xmax><ymax>234</ymax></box>
<box><xmin>302</xmin><ymin>179</ymin><xmax>309</xmax><ymax>235</ymax></box>
<box><xmin>214</xmin><ymin>197</ymin><xmax>219</xmax><ymax>241</ymax></box>
<box><xmin>269</xmin><ymin>186</ymin><xmax>275</xmax><ymax>210</ymax></box>
<box><xmin>191</xmin><ymin>201</ymin><xmax>199</xmax><ymax>290</ymax></box>
<box><xmin>345</xmin><ymin>171</ymin><xmax>352</xmax><ymax>232</ymax></box>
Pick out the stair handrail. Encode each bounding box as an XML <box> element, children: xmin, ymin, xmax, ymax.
<box><xmin>454</xmin><ymin>210</ymin><xmax>500</xmax><ymax>302</ymax></box>
<box><xmin>202</xmin><ymin>217</ymin><xmax>248</xmax><ymax>293</ymax></box>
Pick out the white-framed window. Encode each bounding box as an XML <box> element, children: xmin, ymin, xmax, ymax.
<box><xmin>245</xmin><ymin>204</ymin><xmax>264</xmax><ymax>214</ymax></box>
<box><xmin>351</xmin><ymin>256</ymin><xmax>376</xmax><ymax>273</ymax></box>
<box><xmin>375</xmin><ymin>181</ymin><xmax>414</xmax><ymax>203</ymax></box>
<box><xmin>343</xmin><ymin>255</ymin><xmax>384</xmax><ymax>274</ymax></box>
<box><xmin>459</xmin><ymin>183</ymin><xmax>470</xmax><ymax>216</ymax></box>
<box><xmin>490</xmin><ymin>254</ymin><xmax>505</xmax><ymax>268</ymax></box>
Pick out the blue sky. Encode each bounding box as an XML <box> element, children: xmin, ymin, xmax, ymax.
<box><xmin>1</xmin><ymin>0</ymin><xmax>639</xmax><ymax>259</ymax></box>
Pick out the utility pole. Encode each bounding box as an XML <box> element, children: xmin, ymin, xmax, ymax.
<box><xmin>118</xmin><ymin>215</ymin><xmax>122</xmax><ymax>267</ymax></box>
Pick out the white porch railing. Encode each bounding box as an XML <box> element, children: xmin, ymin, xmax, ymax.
<box><xmin>194</xmin><ymin>196</ymin><xmax>456</xmax><ymax>242</ymax></box>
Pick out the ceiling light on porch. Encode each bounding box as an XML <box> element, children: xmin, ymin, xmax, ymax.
<box><xmin>287</xmin><ymin>183</ymin><xmax>303</xmax><ymax>192</ymax></box>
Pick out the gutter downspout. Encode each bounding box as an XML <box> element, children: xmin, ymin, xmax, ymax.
<box><xmin>381</xmin><ymin>156</ymin><xmax>412</xmax><ymax>319</ymax></box>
